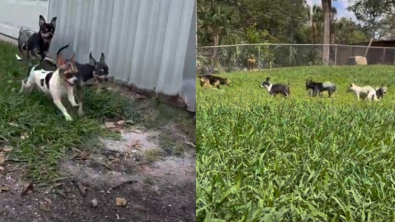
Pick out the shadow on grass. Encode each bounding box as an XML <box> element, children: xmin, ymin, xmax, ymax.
<box><xmin>0</xmin><ymin>41</ymin><xmax>194</xmax><ymax>184</ymax></box>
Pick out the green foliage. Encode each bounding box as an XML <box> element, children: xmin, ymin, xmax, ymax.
<box><xmin>197</xmin><ymin>65</ymin><xmax>395</xmax><ymax>221</ymax></box>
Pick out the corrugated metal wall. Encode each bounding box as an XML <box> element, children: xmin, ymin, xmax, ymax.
<box><xmin>47</xmin><ymin>0</ymin><xmax>196</xmax><ymax>111</ymax></box>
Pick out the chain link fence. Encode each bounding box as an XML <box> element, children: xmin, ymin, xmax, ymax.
<box><xmin>197</xmin><ymin>44</ymin><xmax>395</xmax><ymax>74</ymax></box>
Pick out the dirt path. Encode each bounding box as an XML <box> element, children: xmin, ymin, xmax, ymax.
<box><xmin>0</xmin><ymin>125</ymin><xmax>196</xmax><ymax>222</ymax></box>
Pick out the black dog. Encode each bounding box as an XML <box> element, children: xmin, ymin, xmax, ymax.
<box><xmin>260</xmin><ymin>77</ymin><xmax>290</xmax><ymax>97</ymax></box>
<box><xmin>17</xmin><ymin>15</ymin><xmax>57</xmax><ymax>63</ymax></box>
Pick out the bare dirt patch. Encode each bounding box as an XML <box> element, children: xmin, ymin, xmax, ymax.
<box><xmin>0</xmin><ymin>121</ymin><xmax>195</xmax><ymax>222</ymax></box>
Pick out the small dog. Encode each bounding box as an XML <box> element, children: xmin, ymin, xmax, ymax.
<box><xmin>247</xmin><ymin>55</ymin><xmax>256</xmax><ymax>71</ymax></box>
<box><xmin>260</xmin><ymin>77</ymin><xmax>290</xmax><ymax>97</ymax></box>
<box><xmin>347</xmin><ymin>83</ymin><xmax>378</xmax><ymax>101</ymax></box>
<box><xmin>305</xmin><ymin>78</ymin><xmax>336</xmax><ymax>97</ymax></box>
<box><xmin>197</xmin><ymin>75</ymin><xmax>232</xmax><ymax>89</ymax></box>
<box><xmin>19</xmin><ymin>50</ymin><xmax>79</xmax><ymax>121</ymax></box>
<box><xmin>44</xmin><ymin>44</ymin><xmax>110</xmax><ymax>116</ymax></box>
<box><xmin>17</xmin><ymin>15</ymin><xmax>57</xmax><ymax>63</ymax></box>
<box><xmin>375</xmin><ymin>84</ymin><xmax>389</xmax><ymax>100</ymax></box>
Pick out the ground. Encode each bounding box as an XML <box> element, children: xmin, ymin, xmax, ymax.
<box><xmin>197</xmin><ymin>66</ymin><xmax>395</xmax><ymax>221</ymax></box>
<box><xmin>0</xmin><ymin>41</ymin><xmax>196</xmax><ymax>222</ymax></box>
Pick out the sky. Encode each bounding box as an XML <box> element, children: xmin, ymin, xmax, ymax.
<box><xmin>306</xmin><ymin>0</ymin><xmax>357</xmax><ymax>21</ymax></box>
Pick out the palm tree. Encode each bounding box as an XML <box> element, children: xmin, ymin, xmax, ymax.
<box><xmin>330</xmin><ymin>7</ymin><xmax>337</xmax><ymax>45</ymax></box>
<box><xmin>330</xmin><ymin>7</ymin><xmax>337</xmax><ymax>64</ymax></box>
<box><xmin>321</xmin><ymin>0</ymin><xmax>332</xmax><ymax>65</ymax></box>
<box><xmin>197</xmin><ymin>1</ymin><xmax>235</xmax><ymax>66</ymax></box>
<box><xmin>309</xmin><ymin>5</ymin><xmax>323</xmax><ymax>44</ymax></box>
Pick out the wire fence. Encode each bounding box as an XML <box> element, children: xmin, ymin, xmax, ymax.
<box><xmin>197</xmin><ymin>44</ymin><xmax>395</xmax><ymax>74</ymax></box>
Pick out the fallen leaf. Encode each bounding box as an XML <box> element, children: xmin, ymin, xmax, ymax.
<box><xmin>127</xmin><ymin>140</ymin><xmax>141</xmax><ymax>149</ymax></box>
<box><xmin>0</xmin><ymin>186</ymin><xmax>10</xmax><ymax>192</ymax></box>
<box><xmin>125</xmin><ymin>120</ymin><xmax>135</xmax><ymax>125</ymax></box>
<box><xmin>21</xmin><ymin>182</ymin><xmax>34</xmax><ymax>196</ymax></box>
<box><xmin>105</xmin><ymin>122</ymin><xmax>116</xmax><ymax>128</ymax></box>
<box><xmin>75</xmin><ymin>151</ymin><xmax>91</xmax><ymax>160</ymax></box>
<box><xmin>20</xmin><ymin>132</ymin><xmax>29</xmax><ymax>140</ymax></box>
<box><xmin>2</xmin><ymin>146</ymin><xmax>13</xmax><ymax>152</ymax></box>
<box><xmin>115</xmin><ymin>197</ymin><xmax>127</xmax><ymax>207</ymax></box>
<box><xmin>39</xmin><ymin>201</ymin><xmax>50</xmax><ymax>211</ymax></box>
<box><xmin>0</xmin><ymin>153</ymin><xmax>5</xmax><ymax>164</ymax></box>
<box><xmin>133</xmin><ymin>205</ymin><xmax>147</xmax><ymax>212</ymax></box>
<box><xmin>184</xmin><ymin>141</ymin><xmax>196</xmax><ymax>148</ymax></box>
<box><xmin>116</xmin><ymin>120</ymin><xmax>125</xmax><ymax>125</ymax></box>
<box><xmin>44</xmin><ymin>198</ymin><xmax>52</xmax><ymax>205</ymax></box>
<box><xmin>91</xmin><ymin>198</ymin><xmax>98</xmax><ymax>207</ymax></box>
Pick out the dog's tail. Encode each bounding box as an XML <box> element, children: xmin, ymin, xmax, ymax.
<box><xmin>57</xmin><ymin>44</ymin><xmax>69</xmax><ymax>57</ymax></box>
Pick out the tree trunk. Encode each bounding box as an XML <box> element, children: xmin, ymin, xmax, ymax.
<box><xmin>329</xmin><ymin>13</ymin><xmax>335</xmax><ymax>64</ymax></box>
<box><xmin>312</xmin><ymin>21</ymin><xmax>316</xmax><ymax>44</ymax></box>
<box><xmin>321</xmin><ymin>0</ymin><xmax>331</xmax><ymax>65</ymax></box>
<box><xmin>212</xmin><ymin>34</ymin><xmax>220</xmax><ymax>67</ymax></box>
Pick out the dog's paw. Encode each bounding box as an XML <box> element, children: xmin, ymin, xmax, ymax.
<box><xmin>65</xmin><ymin>115</ymin><xmax>73</xmax><ymax>121</ymax></box>
<box><xmin>78</xmin><ymin>110</ymin><xmax>84</xmax><ymax>117</ymax></box>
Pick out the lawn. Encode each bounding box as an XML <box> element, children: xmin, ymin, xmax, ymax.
<box><xmin>196</xmin><ymin>65</ymin><xmax>395</xmax><ymax>221</ymax></box>
<box><xmin>0</xmin><ymin>40</ymin><xmax>193</xmax><ymax>185</ymax></box>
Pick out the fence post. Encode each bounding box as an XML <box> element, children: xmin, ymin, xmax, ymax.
<box><xmin>258</xmin><ymin>45</ymin><xmax>261</xmax><ymax>70</ymax></box>
<box><xmin>383</xmin><ymin>48</ymin><xmax>386</xmax><ymax>64</ymax></box>
<box><xmin>334</xmin><ymin>44</ymin><xmax>338</xmax><ymax>65</ymax></box>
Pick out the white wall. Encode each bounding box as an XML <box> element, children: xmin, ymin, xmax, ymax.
<box><xmin>47</xmin><ymin>0</ymin><xmax>196</xmax><ymax>112</ymax></box>
<box><xmin>0</xmin><ymin>0</ymin><xmax>49</xmax><ymax>39</ymax></box>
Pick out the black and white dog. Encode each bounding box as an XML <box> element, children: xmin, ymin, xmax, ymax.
<box><xmin>19</xmin><ymin>50</ymin><xmax>79</xmax><ymax>121</ymax></box>
<box><xmin>43</xmin><ymin>44</ymin><xmax>110</xmax><ymax>116</ymax></box>
<box><xmin>375</xmin><ymin>85</ymin><xmax>389</xmax><ymax>100</ymax></box>
<box><xmin>305</xmin><ymin>78</ymin><xmax>336</xmax><ymax>97</ymax></box>
<box><xmin>260</xmin><ymin>77</ymin><xmax>290</xmax><ymax>97</ymax></box>
<box><xmin>17</xmin><ymin>15</ymin><xmax>57</xmax><ymax>64</ymax></box>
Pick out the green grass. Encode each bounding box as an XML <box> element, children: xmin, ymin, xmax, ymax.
<box><xmin>197</xmin><ymin>65</ymin><xmax>395</xmax><ymax>221</ymax></box>
<box><xmin>0</xmin><ymin>41</ymin><xmax>194</xmax><ymax>184</ymax></box>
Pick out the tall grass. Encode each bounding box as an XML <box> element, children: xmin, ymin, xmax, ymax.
<box><xmin>197</xmin><ymin>66</ymin><xmax>395</xmax><ymax>221</ymax></box>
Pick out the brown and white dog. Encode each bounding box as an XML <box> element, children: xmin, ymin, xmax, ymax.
<box><xmin>19</xmin><ymin>51</ymin><xmax>80</xmax><ymax>121</ymax></box>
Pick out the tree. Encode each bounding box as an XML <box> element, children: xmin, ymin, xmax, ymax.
<box><xmin>334</xmin><ymin>18</ymin><xmax>368</xmax><ymax>44</ymax></box>
<box><xmin>308</xmin><ymin>5</ymin><xmax>323</xmax><ymax>44</ymax></box>
<box><xmin>348</xmin><ymin>0</ymin><xmax>395</xmax><ymax>26</ymax></box>
<box><xmin>321</xmin><ymin>0</ymin><xmax>332</xmax><ymax>65</ymax></box>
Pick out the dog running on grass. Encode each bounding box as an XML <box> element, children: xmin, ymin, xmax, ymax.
<box><xmin>260</xmin><ymin>77</ymin><xmax>290</xmax><ymax>97</ymax></box>
<box><xmin>30</xmin><ymin>44</ymin><xmax>111</xmax><ymax>116</ymax></box>
<box><xmin>347</xmin><ymin>83</ymin><xmax>378</xmax><ymax>101</ymax></box>
<box><xmin>197</xmin><ymin>74</ymin><xmax>232</xmax><ymax>89</ymax></box>
<box><xmin>19</xmin><ymin>49</ymin><xmax>79</xmax><ymax>121</ymax></box>
<box><xmin>17</xmin><ymin>15</ymin><xmax>57</xmax><ymax>64</ymax></box>
<box><xmin>305</xmin><ymin>78</ymin><xmax>336</xmax><ymax>97</ymax></box>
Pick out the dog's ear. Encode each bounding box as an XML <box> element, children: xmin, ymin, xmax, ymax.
<box><xmin>50</xmin><ymin>17</ymin><xmax>57</xmax><ymax>29</ymax></box>
<box><xmin>99</xmin><ymin>53</ymin><xmax>105</xmax><ymax>63</ymax></box>
<box><xmin>89</xmin><ymin>52</ymin><xmax>96</xmax><ymax>65</ymax></box>
<box><xmin>57</xmin><ymin>54</ymin><xmax>65</xmax><ymax>66</ymax></box>
<box><xmin>69</xmin><ymin>53</ymin><xmax>76</xmax><ymax>63</ymax></box>
<box><xmin>39</xmin><ymin>15</ymin><xmax>45</xmax><ymax>27</ymax></box>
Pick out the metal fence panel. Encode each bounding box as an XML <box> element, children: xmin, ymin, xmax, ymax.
<box><xmin>197</xmin><ymin>44</ymin><xmax>395</xmax><ymax>73</ymax></box>
<box><xmin>47</xmin><ymin>0</ymin><xmax>196</xmax><ymax>109</ymax></box>
<box><xmin>0</xmin><ymin>0</ymin><xmax>49</xmax><ymax>38</ymax></box>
